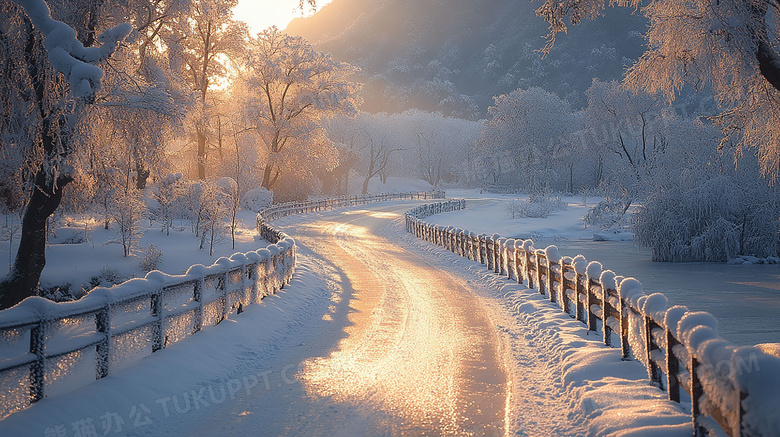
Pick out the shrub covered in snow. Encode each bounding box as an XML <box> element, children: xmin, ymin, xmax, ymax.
<box><xmin>633</xmin><ymin>174</ymin><xmax>780</xmax><ymax>262</ymax></box>
<box><xmin>506</xmin><ymin>194</ymin><xmax>567</xmax><ymax>219</ymax></box>
<box><xmin>241</xmin><ymin>188</ymin><xmax>273</xmax><ymax>212</ymax></box>
<box><xmin>139</xmin><ymin>243</ymin><xmax>163</xmax><ymax>272</ymax></box>
<box><xmin>584</xmin><ymin>197</ymin><xmax>631</xmax><ymax>231</ymax></box>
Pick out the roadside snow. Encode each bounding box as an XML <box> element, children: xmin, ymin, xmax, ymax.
<box><xmin>441</xmin><ymin>189</ymin><xmax>619</xmax><ymax>241</ymax></box>
<box><xmin>0</xmin><ymin>210</ymin><xmax>264</xmax><ymax>297</ymax></box>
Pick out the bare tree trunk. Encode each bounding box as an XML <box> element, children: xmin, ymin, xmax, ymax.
<box><xmin>135</xmin><ymin>159</ymin><xmax>151</xmax><ymax>189</ymax></box>
<box><xmin>362</xmin><ymin>160</ymin><xmax>375</xmax><ymax>195</ymax></box>
<box><xmin>197</xmin><ymin>126</ymin><xmax>207</xmax><ymax>180</ymax></box>
<box><xmin>260</xmin><ymin>162</ymin><xmax>280</xmax><ymax>191</ymax></box>
<box><xmin>0</xmin><ymin>159</ymin><xmax>72</xmax><ymax>309</ymax></box>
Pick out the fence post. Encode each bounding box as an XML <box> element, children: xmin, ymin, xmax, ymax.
<box><xmin>619</xmin><ymin>297</ymin><xmax>629</xmax><ymax>360</ymax></box>
<box><xmin>666</xmin><ymin>330</ymin><xmax>680</xmax><ymax>403</ymax></box>
<box><xmin>602</xmin><ymin>287</ymin><xmax>613</xmax><ymax>347</ymax></box>
<box><xmin>495</xmin><ymin>238</ymin><xmax>504</xmax><ymax>275</ymax></box>
<box><xmin>505</xmin><ymin>240</ymin><xmax>513</xmax><ymax>279</ymax></box>
<box><xmin>737</xmin><ymin>390</ymin><xmax>747</xmax><ymax>437</ymax></box>
<box><xmin>575</xmin><ymin>273</ymin><xmax>585</xmax><ymax>323</ymax></box>
<box><xmin>494</xmin><ymin>236</ymin><xmax>502</xmax><ymax>274</ymax></box>
<box><xmin>526</xmin><ymin>249</ymin><xmax>534</xmax><ymax>289</ymax></box>
<box><xmin>151</xmin><ymin>290</ymin><xmax>163</xmax><ymax>352</ymax></box>
<box><xmin>560</xmin><ymin>264</ymin><xmax>570</xmax><ymax>313</ymax></box>
<box><xmin>247</xmin><ymin>261</ymin><xmax>258</xmax><ymax>305</ymax></box>
<box><xmin>450</xmin><ymin>229</ymin><xmax>457</xmax><ymax>253</ymax></box>
<box><xmin>194</xmin><ymin>275</ymin><xmax>204</xmax><ymax>333</ymax></box>
<box><xmin>691</xmin><ymin>356</ymin><xmax>706</xmax><ymax>436</ymax></box>
<box><xmin>586</xmin><ymin>277</ymin><xmax>597</xmax><ymax>332</ymax></box>
<box><xmin>96</xmin><ymin>306</ymin><xmax>110</xmax><ymax>379</ymax></box>
<box><xmin>535</xmin><ymin>251</ymin><xmax>544</xmax><ymax>295</ymax></box>
<box><xmin>644</xmin><ymin>316</ymin><xmax>663</xmax><ymax>387</ymax></box>
<box><xmin>547</xmin><ymin>256</ymin><xmax>557</xmax><ymax>303</ymax></box>
<box><xmin>29</xmin><ymin>322</ymin><xmax>46</xmax><ymax>403</ymax></box>
<box><xmin>486</xmin><ymin>237</ymin><xmax>494</xmax><ymax>271</ymax></box>
<box><xmin>220</xmin><ymin>271</ymin><xmax>229</xmax><ymax>322</ymax></box>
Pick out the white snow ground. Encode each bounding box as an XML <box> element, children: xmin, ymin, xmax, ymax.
<box><xmin>0</xmin><ymin>210</ymin><xmax>265</xmax><ymax>297</ymax></box>
<box><xmin>0</xmin><ymin>200</ymin><xmax>692</xmax><ymax>436</ymax></box>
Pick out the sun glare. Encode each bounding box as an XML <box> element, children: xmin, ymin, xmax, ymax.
<box><xmin>234</xmin><ymin>0</ymin><xmax>332</xmax><ymax>35</ymax></box>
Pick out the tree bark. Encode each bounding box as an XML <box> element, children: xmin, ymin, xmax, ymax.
<box><xmin>0</xmin><ymin>137</ymin><xmax>73</xmax><ymax>309</ymax></box>
<box><xmin>260</xmin><ymin>162</ymin><xmax>280</xmax><ymax>191</ymax></box>
<box><xmin>135</xmin><ymin>158</ymin><xmax>150</xmax><ymax>189</ymax></box>
<box><xmin>197</xmin><ymin>126</ymin><xmax>207</xmax><ymax>180</ymax></box>
<box><xmin>751</xmin><ymin>1</ymin><xmax>780</xmax><ymax>92</ymax></box>
<box><xmin>756</xmin><ymin>39</ymin><xmax>780</xmax><ymax>92</ymax></box>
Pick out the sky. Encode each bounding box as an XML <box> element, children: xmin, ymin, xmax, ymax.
<box><xmin>234</xmin><ymin>0</ymin><xmax>332</xmax><ymax>35</ymax></box>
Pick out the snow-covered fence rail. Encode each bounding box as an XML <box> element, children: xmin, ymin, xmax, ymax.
<box><xmin>406</xmin><ymin>201</ymin><xmax>780</xmax><ymax>437</ymax></box>
<box><xmin>0</xmin><ymin>233</ymin><xmax>295</xmax><ymax>420</ymax></box>
<box><xmin>256</xmin><ymin>191</ymin><xmax>445</xmax><ymax>226</ymax></box>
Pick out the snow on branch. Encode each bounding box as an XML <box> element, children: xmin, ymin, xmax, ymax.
<box><xmin>12</xmin><ymin>0</ymin><xmax>131</xmax><ymax>99</ymax></box>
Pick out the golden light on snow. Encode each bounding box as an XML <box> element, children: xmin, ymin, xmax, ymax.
<box><xmin>291</xmin><ymin>206</ymin><xmax>509</xmax><ymax>434</ymax></box>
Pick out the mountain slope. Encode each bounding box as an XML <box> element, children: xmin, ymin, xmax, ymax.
<box><xmin>286</xmin><ymin>0</ymin><xmax>647</xmax><ymax>117</ymax></box>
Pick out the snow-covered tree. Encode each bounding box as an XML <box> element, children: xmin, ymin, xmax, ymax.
<box><xmin>152</xmin><ymin>173</ymin><xmax>187</xmax><ymax>236</ymax></box>
<box><xmin>168</xmin><ymin>0</ymin><xmax>246</xmax><ymax>180</ymax></box>
<box><xmin>582</xmin><ymin>80</ymin><xmax>672</xmax><ymax>205</ymax></box>
<box><xmin>321</xmin><ymin>115</ymin><xmax>361</xmax><ymax>195</ymax></box>
<box><xmin>197</xmin><ymin>180</ymin><xmax>230</xmax><ymax>256</ymax></box>
<box><xmin>108</xmin><ymin>186</ymin><xmax>146</xmax><ymax>257</ymax></box>
<box><xmin>537</xmin><ymin>0</ymin><xmax>780</xmax><ymax>178</ymax></box>
<box><xmin>475</xmin><ymin>87</ymin><xmax>578</xmax><ymax>192</ymax></box>
<box><xmin>0</xmin><ymin>0</ymin><xmax>131</xmax><ymax>309</ymax></box>
<box><xmin>239</xmin><ymin>27</ymin><xmax>360</xmax><ymax>195</ymax></box>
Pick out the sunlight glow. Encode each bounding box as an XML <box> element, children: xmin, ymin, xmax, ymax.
<box><xmin>234</xmin><ymin>1</ymin><xmax>332</xmax><ymax>35</ymax></box>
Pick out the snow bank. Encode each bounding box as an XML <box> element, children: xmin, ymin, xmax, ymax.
<box><xmin>502</xmin><ymin>285</ymin><xmax>690</xmax><ymax>437</ymax></box>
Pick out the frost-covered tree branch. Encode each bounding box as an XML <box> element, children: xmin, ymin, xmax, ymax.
<box><xmin>537</xmin><ymin>0</ymin><xmax>780</xmax><ymax>178</ymax></box>
<box><xmin>11</xmin><ymin>0</ymin><xmax>131</xmax><ymax>99</ymax></box>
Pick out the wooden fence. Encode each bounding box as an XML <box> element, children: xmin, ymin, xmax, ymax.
<box><xmin>0</xmin><ymin>223</ymin><xmax>295</xmax><ymax>420</ymax></box>
<box><xmin>406</xmin><ymin>200</ymin><xmax>780</xmax><ymax>437</ymax></box>
<box><xmin>256</xmin><ymin>191</ymin><xmax>444</xmax><ymax>224</ymax></box>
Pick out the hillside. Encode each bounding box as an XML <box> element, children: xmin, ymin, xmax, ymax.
<box><xmin>286</xmin><ymin>0</ymin><xmax>647</xmax><ymax>117</ymax></box>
